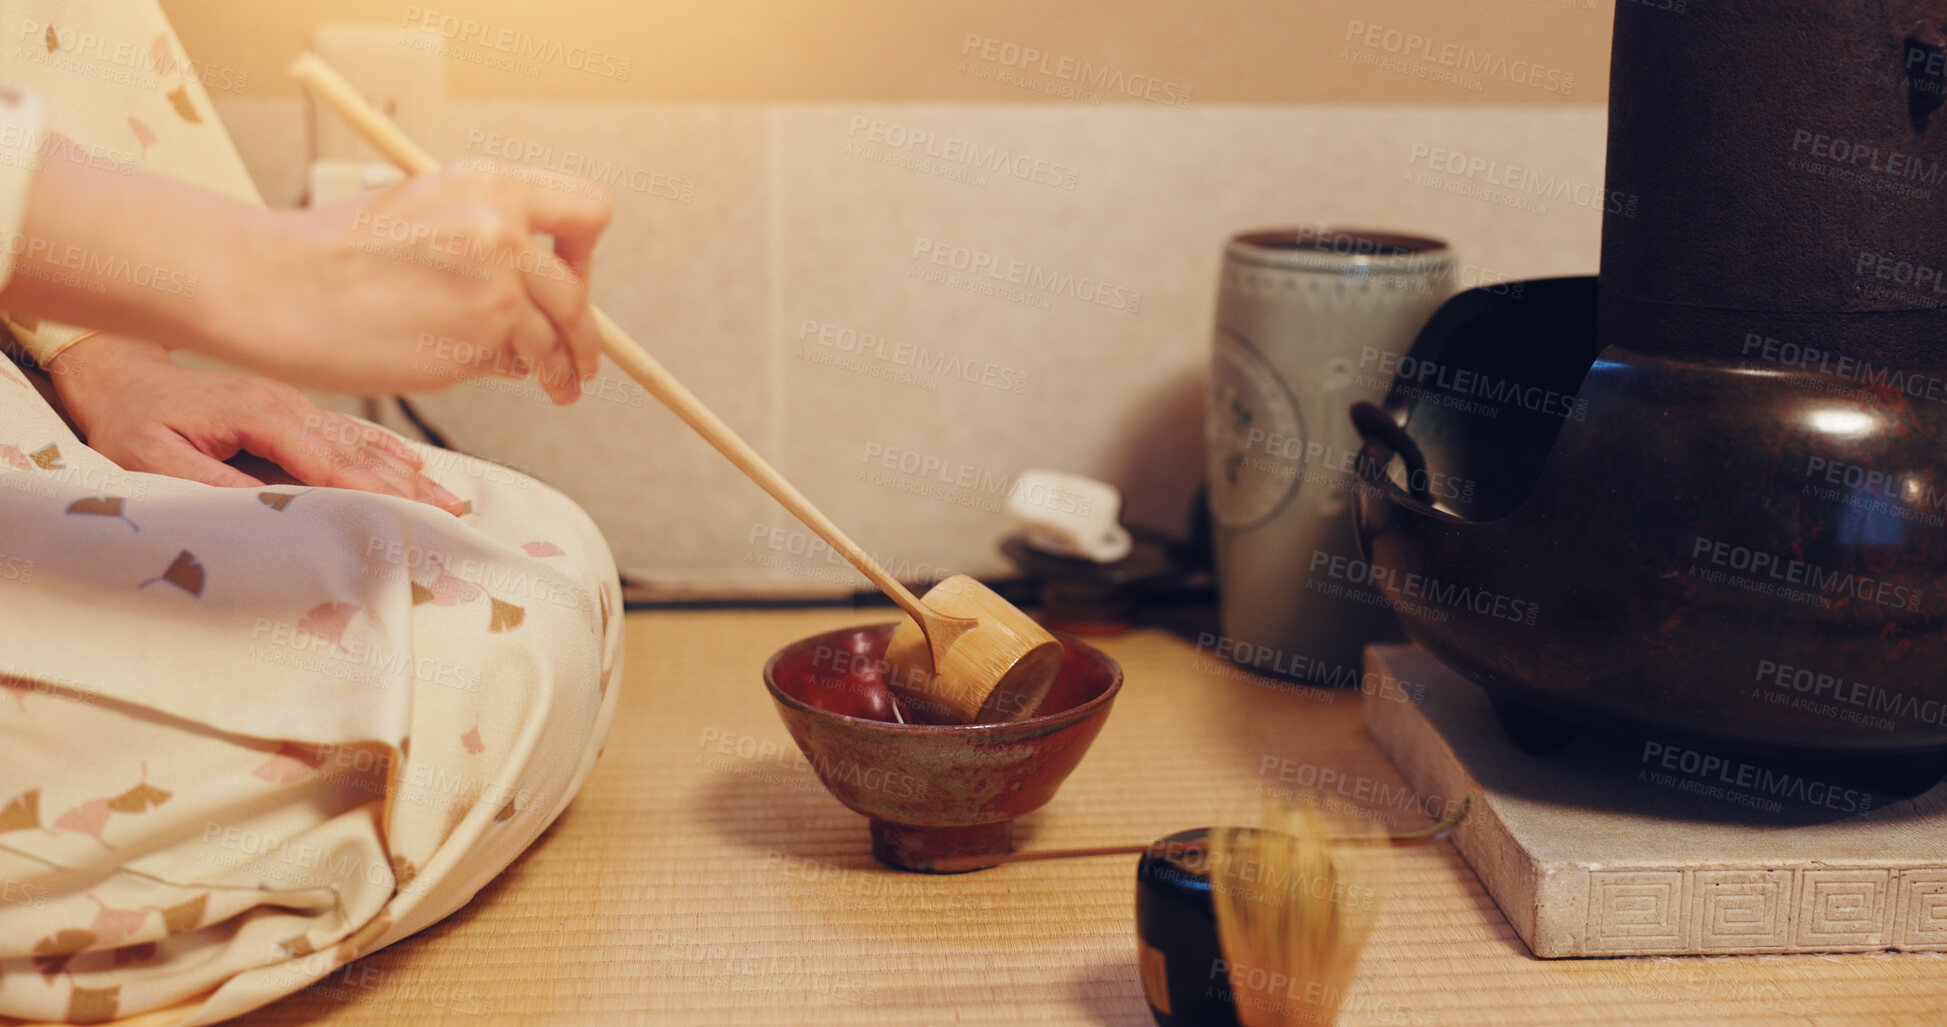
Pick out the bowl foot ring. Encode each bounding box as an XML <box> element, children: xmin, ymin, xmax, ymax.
<box><xmin>870</xmin><ymin>819</ymin><xmax>1013</xmax><ymax>873</ymax></box>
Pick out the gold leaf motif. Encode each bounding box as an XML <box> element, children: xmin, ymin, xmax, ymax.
<box><xmin>162</xmin><ymin>893</ymin><xmax>207</xmax><ymax>935</ymax></box>
<box><xmin>66</xmin><ymin>496</ymin><xmax>138</xmax><ymax>531</ymax></box>
<box><xmin>44</xmin><ymin>25</ymin><xmax>57</xmax><ymax>52</ymax></box>
<box><xmin>494</xmin><ymin>797</ymin><xmax>518</xmax><ymax>822</ymax></box>
<box><xmin>30</xmin><ymin>443</ymin><xmax>62</xmax><ymax>469</ymax></box>
<box><xmin>141</xmin><ymin>551</ymin><xmax>204</xmax><ymax>596</ymax></box>
<box><xmin>257</xmin><ymin>492</ymin><xmax>296</xmax><ymax>511</ymax></box>
<box><xmin>0</xmin><ymin>788</ymin><xmax>39</xmax><ymax>833</ymax></box>
<box><xmin>390</xmin><ymin>854</ymin><xmax>419</xmax><ymax>887</ymax></box>
<box><xmin>410</xmin><ymin>582</ymin><xmax>434</xmax><ymax>605</ymax></box>
<box><xmin>106</xmin><ymin>781</ymin><xmax>171</xmax><ymax>814</ymax></box>
<box><xmin>488</xmin><ymin>598</ymin><xmax>525</xmax><ymax>632</ymax></box>
<box><xmin>32</xmin><ymin>928</ymin><xmax>95</xmax><ymax>978</ymax></box>
<box><xmin>66</xmin><ymin>983</ymin><xmax>120</xmax><ymax>1024</ymax></box>
<box><xmin>165</xmin><ymin>86</ymin><xmax>200</xmax><ymax>124</ymax></box>
<box><xmin>66</xmin><ymin>496</ymin><xmax>121</xmax><ymax>517</ymax></box>
<box><xmin>277</xmin><ymin>933</ymin><xmax>314</xmax><ymax>958</ymax></box>
<box><xmin>455</xmin><ymin>499</ymin><xmax>472</xmax><ymax>516</ymax></box>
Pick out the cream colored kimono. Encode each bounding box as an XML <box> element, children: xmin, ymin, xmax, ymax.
<box><xmin>0</xmin><ymin>3</ymin><xmax>622</xmax><ymax>1024</ymax></box>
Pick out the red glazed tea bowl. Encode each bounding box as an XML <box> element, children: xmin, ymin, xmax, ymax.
<box><xmin>763</xmin><ymin>622</ymin><xmax>1122</xmax><ymax>872</ymax></box>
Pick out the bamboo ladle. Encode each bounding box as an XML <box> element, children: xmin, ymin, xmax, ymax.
<box><xmin>289</xmin><ymin>53</ymin><xmax>1062</xmax><ymax>724</ymax></box>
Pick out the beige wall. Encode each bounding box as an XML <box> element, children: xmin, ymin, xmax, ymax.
<box><xmin>215</xmin><ymin>95</ymin><xmax>1611</xmax><ymax>586</ymax></box>
<box><xmin>164</xmin><ymin>0</ymin><xmax>1613</xmax><ymax>104</ymax></box>
<box><xmin>181</xmin><ymin>0</ymin><xmax>1617</xmax><ymax>590</ymax></box>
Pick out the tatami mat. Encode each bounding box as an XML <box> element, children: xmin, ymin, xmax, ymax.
<box><xmin>235</xmin><ymin>609</ymin><xmax>1947</xmax><ymax>1025</ymax></box>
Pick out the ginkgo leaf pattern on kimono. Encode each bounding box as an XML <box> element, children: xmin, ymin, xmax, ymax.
<box><xmin>85</xmin><ymin>894</ymin><xmax>150</xmax><ymax>945</ymax></box>
<box><xmin>165</xmin><ymin>86</ymin><xmax>200</xmax><ymax>124</ymax></box>
<box><xmin>108</xmin><ymin>778</ymin><xmax>171</xmax><ymax>813</ymax></box>
<box><xmin>30</xmin><ymin>443</ymin><xmax>62</xmax><ymax>469</ymax></box>
<box><xmin>54</xmin><ymin>763</ymin><xmax>171</xmax><ymax>848</ymax></box>
<box><xmin>140</xmin><ymin>551</ymin><xmax>204</xmax><ymax>596</ymax></box>
<box><xmin>113</xmin><ymin>942</ymin><xmax>156</xmax><ymax>967</ymax></box>
<box><xmin>257</xmin><ymin>491</ymin><xmax>298</xmax><ymax>511</ymax></box>
<box><xmin>488</xmin><ymin>598</ymin><xmax>525</xmax><ymax>632</ymax></box>
<box><xmin>65</xmin><ymin>496</ymin><xmax>138</xmax><ymax>531</ymax></box>
<box><xmin>251</xmin><ymin>742</ymin><xmax>325</xmax><ymax>784</ymax></box>
<box><xmin>43</xmin><ymin>25</ymin><xmax>56</xmax><ymax>52</ymax></box>
<box><xmin>276</xmin><ymin>933</ymin><xmax>315</xmax><ymax>958</ymax></box>
<box><xmin>297</xmin><ymin>602</ymin><xmax>361</xmax><ymax>649</ymax></box>
<box><xmin>161</xmin><ymin>893</ymin><xmax>207</xmax><ymax>935</ymax></box>
<box><xmin>67</xmin><ymin>984</ymin><xmax>120</xmax><ymax>1024</ymax></box>
<box><xmin>150</xmin><ymin>34</ymin><xmax>176</xmax><ymax>76</ymax></box>
<box><xmin>0</xmin><ymin>788</ymin><xmax>40</xmax><ymax>833</ymax></box>
<box><xmin>459</xmin><ymin>718</ymin><xmax>484</xmax><ymax>755</ymax></box>
<box><xmin>413</xmin><ymin>557</ymin><xmax>483</xmax><ymax>607</ymax></box>
<box><xmin>521</xmin><ymin>541</ymin><xmax>565</xmax><ymax>558</ymax></box>
<box><xmin>127</xmin><ymin>117</ymin><xmax>158</xmax><ymax>155</ymax></box>
<box><xmin>53</xmin><ymin>797</ymin><xmax>115</xmax><ymax>848</ymax></box>
<box><xmin>32</xmin><ymin>928</ymin><xmax>94</xmax><ymax>977</ymax></box>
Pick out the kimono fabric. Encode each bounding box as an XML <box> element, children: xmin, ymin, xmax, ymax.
<box><xmin>0</xmin><ymin>2</ymin><xmax>625</xmax><ymax>1018</ymax></box>
<box><xmin>0</xmin><ymin>353</ymin><xmax>624</xmax><ymax>1024</ymax></box>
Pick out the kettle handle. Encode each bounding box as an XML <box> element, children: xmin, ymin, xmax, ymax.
<box><xmin>1348</xmin><ymin>401</ymin><xmax>1437</xmax><ymax>506</ymax></box>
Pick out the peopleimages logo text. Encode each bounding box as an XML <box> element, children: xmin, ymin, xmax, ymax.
<box><xmin>1756</xmin><ymin>659</ymin><xmax>1947</xmax><ymax>728</ymax></box>
<box><xmin>1309</xmin><ymin>552</ymin><xmax>1540</xmax><ymax>626</ymax></box>
<box><xmin>958</xmin><ymin>34</ymin><xmax>1191</xmax><ymax>107</ymax></box>
<box><xmin>1691</xmin><ymin>536</ymin><xmax>1924</xmax><ymax>612</ymax></box>
<box><xmin>401</xmin><ymin>7</ymin><xmax>632</xmax><ymax>79</ymax></box>
<box><xmin>1348</xmin><ymin>22</ymin><xmax>1576</xmax><ymax>95</ymax></box>
<box><xmin>910</xmin><ymin>238</ymin><xmax>1141</xmax><ymax>312</ymax></box>
<box><xmin>1742</xmin><ymin>332</ymin><xmax>1947</xmax><ymax>404</ymax></box>
<box><xmin>1358</xmin><ymin>347</ymin><xmax>1588</xmax><ymax>420</ymax></box>
<box><xmin>1405</xmin><ymin>144</ymin><xmax>1634</xmax><ymax>215</ymax></box>
<box><xmin>1641</xmin><ymin>741</ymin><xmax>1874</xmax><ymax>813</ymax></box>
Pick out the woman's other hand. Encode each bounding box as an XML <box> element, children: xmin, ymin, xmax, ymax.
<box><xmin>48</xmin><ymin>333</ymin><xmax>465</xmax><ymax>514</ymax></box>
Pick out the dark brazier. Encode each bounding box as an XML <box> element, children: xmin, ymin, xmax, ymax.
<box><xmin>1351</xmin><ymin>2</ymin><xmax>1947</xmax><ymax>792</ymax></box>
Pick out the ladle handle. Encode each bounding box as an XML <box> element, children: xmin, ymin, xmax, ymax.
<box><xmin>288</xmin><ymin>53</ymin><xmax>932</xmax><ymax>622</ymax></box>
<box><xmin>593</xmin><ymin>308</ymin><xmax>932</xmax><ymax>618</ymax></box>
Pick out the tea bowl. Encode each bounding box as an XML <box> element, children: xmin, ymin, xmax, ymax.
<box><xmin>763</xmin><ymin>622</ymin><xmax>1122</xmax><ymax>872</ymax></box>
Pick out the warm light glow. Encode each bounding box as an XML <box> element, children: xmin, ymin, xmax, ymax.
<box><xmin>1804</xmin><ymin>408</ymin><xmax>1878</xmax><ymax>438</ymax></box>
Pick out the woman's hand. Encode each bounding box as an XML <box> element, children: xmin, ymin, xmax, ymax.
<box><xmin>250</xmin><ymin>160</ymin><xmax>612</xmax><ymax>404</ymax></box>
<box><xmin>2</xmin><ymin>158</ymin><xmax>611</xmax><ymax>403</ymax></box>
<box><xmin>48</xmin><ymin>333</ymin><xmax>465</xmax><ymax>513</ymax></box>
